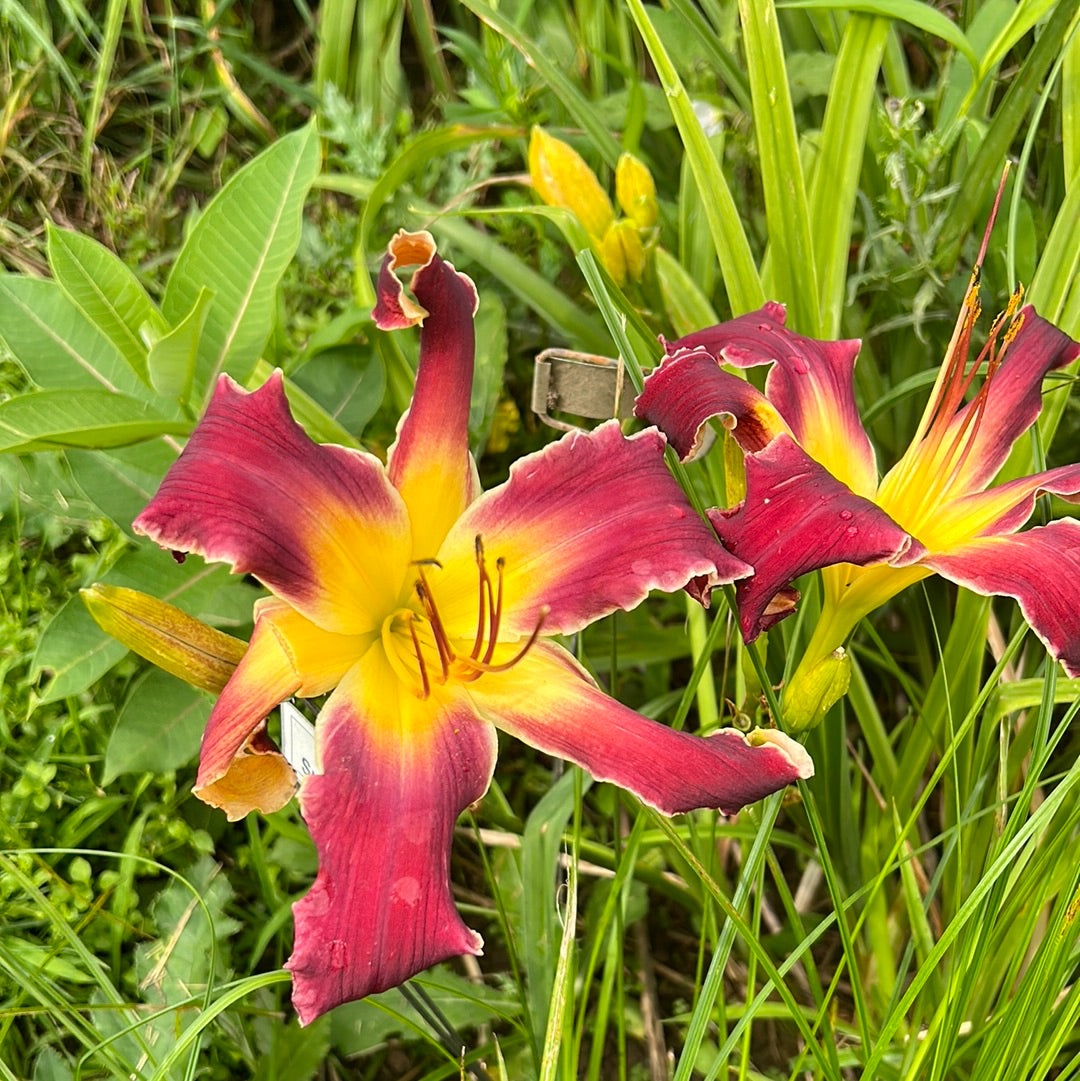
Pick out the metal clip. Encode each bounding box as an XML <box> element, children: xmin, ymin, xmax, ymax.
<box><xmin>531</xmin><ymin>349</ymin><xmax>637</xmax><ymax>433</ymax></box>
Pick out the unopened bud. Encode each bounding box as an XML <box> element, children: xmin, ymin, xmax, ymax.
<box><xmin>600</xmin><ymin>219</ymin><xmax>646</xmax><ymax>286</ymax></box>
<box><xmin>615</xmin><ymin>152</ymin><xmax>658</xmax><ymax>229</ymax></box>
<box><xmin>782</xmin><ymin>648</ymin><xmax>851</xmax><ymax>732</ymax></box>
<box><xmin>528</xmin><ymin>126</ymin><xmax>614</xmax><ymax>241</ymax></box>
<box><xmin>82</xmin><ymin>584</ymin><xmax>246</xmax><ymax>693</ymax></box>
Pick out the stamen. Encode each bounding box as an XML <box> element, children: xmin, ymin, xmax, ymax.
<box><xmin>414</xmin><ymin>568</ymin><xmax>453</xmax><ymax>680</ymax></box>
<box><xmin>472</xmin><ymin>536</ymin><xmax>488</xmax><ymax>660</ymax></box>
<box><xmin>459</xmin><ymin>607</ymin><xmax>548</xmax><ymax>676</ymax></box>
<box><xmin>483</xmin><ymin>558</ymin><xmax>505</xmax><ymax>665</ymax></box>
<box><xmin>406</xmin><ymin>616</ymin><xmax>431</xmax><ymax>700</ymax></box>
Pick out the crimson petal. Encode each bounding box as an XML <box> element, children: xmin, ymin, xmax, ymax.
<box><xmin>661</xmin><ymin>304</ymin><xmax>877</xmax><ymax>497</ymax></box>
<box><xmin>924</xmin><ymin>520</ymin><xmax>1080</xmax><ymax>677</ymax></box>
<box><xmin>711</xmin><ymin>436</ymin><xmax>920</xmax><ymax>641</ymax></box>
<box><xmin>286</xmin><ymin>653</ymin><xmax>497</xmax><ymax>1025</ymax></box>
<box><xmin>134</xmin><ymin>372</ymin><xmax>410</xmax><ymax>635</ymax></box>
<box><xmin>434</xmin><ymin>420</ymin><xmax>751</xmax><ymax>639</ymax></box>
<box><xmin>469</xmin><ymin>642</ymin><xmax>813</xmax><ymax>815</ymax></box>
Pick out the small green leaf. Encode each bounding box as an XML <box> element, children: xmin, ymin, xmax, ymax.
<box><xmin>103</xmin><ymin>668</ymin><xmax>212</xmax><ymax>782</ymax></box>
<box><xmin>32</xmin><ymin>596</ymin><xmax>127</xmax><ymax>705</ymax></box>
<box><xmin>148</xmin><ymin>287</ymin><xmax>214</xmax><ymax>404</ymax></box>
<box><xmin>45</xmin><ymin>223</ymin><xmax>164</xmax><ymax>384</ymax></box>
<box><xmin>0</xmin><ymin>391</ymin><xmax>189</xmax><ymax>453</ymax></box>
<box><xmin>66</xmin><ymin>439</ymin><xmax>179</xmax><ymax>532</ymax></box>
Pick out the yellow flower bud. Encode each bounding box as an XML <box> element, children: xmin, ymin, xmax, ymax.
<box><xmin>615</xmin><ymin>152</ymin><xmax>659</xmax><ymax>229</ymax></box>
<box><xmin>528</xmin><ymin>126</ymin><xmax>614</xmax><ymax>241</ymax></box>
<box><xmin>782</xmin><ymin>648</ymin><xmax>851</xmax><ymax>732</ymax></box>
<box><xmin>82</xmin><ymin>584</ymin><xmax>246</xmax><ymax>694</ymax></box>
<box><xmin>600</xmin><ymin>219</ymin><xmax>646</xmax><ymax>286</ymax></box>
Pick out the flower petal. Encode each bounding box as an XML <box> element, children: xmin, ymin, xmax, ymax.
<box><xmin>711</xmin><ymin>436</ymin><xmax>920</xmax><ymax>641</ymax></box>
<box><xmin>662</xmin><ymin>305</ymin><xmax>877</xmax><ymax>497</ymax></box>
<box><xmin>194</xmin><ymin>604</ymin><xmax>371</xmax><ymax>820</ymax></box>
<box><xmin>286</xmin><ymin>648</ymin><xmax>497</xmax><ymax>1024</ymax></box>
<box><xmin>932</xmin><ymin>307</ymin><xmax>1080</xmax><ymax>494</ymax></box>
<box><xmin>634</xmin><ymin>346</ymin><xmax>788</xmax><ymax>460</ymax></box>
<box><xmin>932</xmin><ymin>462</ymin><xmax>1080</xmax><ymax>546</ymax></box>
<box><xmin>432</xmin><ymin>420</ymin><xmax>751</xmax><ymax>639</ymax></box>
<box><xmin>924</xmin><ymin>520</ymin><xmax>1080</xmax><ymax>676</ymax></box>
<box><xmin>374</xmin><ymin>230</ymin><xmax>481</xmax><ymax>558</ymax></box>
<box><xmin>468</xmin><ymin>641</ymin><xmax>813</xmax><ymax>815</ymax></box>
<box><xmin>134</xmin><ymin>371</ymin><xmax>411</xmax><ymax>635</ymax></box>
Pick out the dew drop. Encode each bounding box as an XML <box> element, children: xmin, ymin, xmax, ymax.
<box><xmin>839</xmin><ymin>510</ymin><xmax>853</xmax><ymax>521</ymax></box>
<box><xmin>329</xmin><ymin>939</ymin><xmax>348</xmax><ymax>970</ymax></box>
<box><xmin>845</xmin><ymin>525</ymin><xmax>859</xmax><ymax>537</ymax></box>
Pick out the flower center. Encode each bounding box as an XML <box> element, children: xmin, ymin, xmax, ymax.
<box><xmin>382</xmin><ymin>536</ymin><xmax>546</xmax><ymax>699</ymax></box>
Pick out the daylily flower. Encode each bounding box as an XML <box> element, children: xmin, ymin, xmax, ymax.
<box><xmin>636</xmin><ymin>256</ymin><xmax>1080</xmax><ymax>727</ymax></box>
<box><xmin>132</xmin><ymin>230</ymin><xmax>813</xmax><ymax>1023</ymax></box>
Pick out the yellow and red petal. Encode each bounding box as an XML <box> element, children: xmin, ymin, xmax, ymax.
<box><xmin>433</xmin><ymin>420</ymin><xmax>751</xmax><ymax>640</ymax></box>
<box><xmin>374</xmin><ymin>230</ymin><xmax>481</xmax><ymax>558</ymax></box>
<box><xmin>661</xmin><ymin>305</ymin><xmax>878</xmax><ymax>497</ymax></box>
<box><xmin>711</xmin><ymin>436</ymin><xmax>920</xmax><ymax>642</ymax></box>
<box><xmin>467</xmin><ymin>642</ymin><xmax>813</xmax><ymax>815</ymax></box>
<box><xmin>925</xmin><ymin>520</ymin><xmax>1080</xmax><ymax>676</ymax></box>
<box><xmin>286</xmin><ymin>648</ymin><xmax>497</xmax><ymax>1024</ymax></box>
<box><xmin>634</xmin><ymin>347</ymin><xmax>789</xmax><ymax>459</ymax></box>
<box><xmin>134</xmin><ymin>371</ymin><xmax>411</xmax><ymax>635</ymax></box>
<box><xmin>920</xmin><ymin>307</ymin><xmax>1080</xmax><ymax>498</ymax></box>
<box><xmin>194</xmin><ymin>605</ymin><xmax>369</xmax><ymax>819</ymax></box>
<box><xmin>926</xmin><ymin>462</ymin><xmax>1080</xmax><ymax>550</ymax></box>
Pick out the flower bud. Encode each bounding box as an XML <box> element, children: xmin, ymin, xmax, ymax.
<box><xmin>528</xmin><ymin>126</ymin><xmax>614</xmax><ymax>241</ymax></box>
<box><xmin>82</xmin><ymin>584</ymin><xmax>246</xmax><ymax>693</ymax></box>
<box><xmin>615</xmin><ymin>152</ymin><xmax>659</xmax><ymax>229</ymax></box>
<box><xmin>782</xmin><ymin>647</ymin><xmax>851</xmax><ymax>732</ymax></box>
<box><xmin>600</xmin><ymin>219</ymin><xmax>646</xmax><ymax>286</ymax></box>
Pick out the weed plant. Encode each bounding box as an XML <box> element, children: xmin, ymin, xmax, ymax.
<box><xmin>1</xmin><ymin>2</ymin><xmax>1079</xmax><ymax>1079</ymax></box>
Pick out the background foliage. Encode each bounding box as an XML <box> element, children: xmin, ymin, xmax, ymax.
<box><xmin>1</xmin><ymin>1</ymin><xmax>1079</xmax><ymax>1078</ymax></box>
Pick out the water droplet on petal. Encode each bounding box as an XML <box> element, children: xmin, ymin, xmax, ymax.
<box><xmin>330</xmin><ymin>940</ymin><xmax>348</xmax><ymax>970</ymax></box>
<box><xmin>845</xmin><ymin>525</ymin><xmax>859</xmax><ymax>537</ymax></box>
<box><xmin>839</xmin><ymin>509</ymin><xmax>853</xmax><ymax>521</ymax></box>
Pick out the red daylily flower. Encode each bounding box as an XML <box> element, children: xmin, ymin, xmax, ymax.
<box><xmin>636</xmin><ymin>269</ymin><xmax>1080</xmax><ymax>717</ymax></box>
<box><xmin>134</xmin><ymin>230</ymin><xmax>813</xmax><ymax>1024</ymax></box>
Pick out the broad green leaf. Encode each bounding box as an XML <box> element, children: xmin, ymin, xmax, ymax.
<box><xmin>468</xmin><ymin>291</ymin><xmax>508</xmax><ymax>453</ymax></box>
<box><xmin>626</xmin><ymin>0</ymin><xmax>765</xmax><ymax>315</ymax></box>
<box><xmin>252</xmin><ymin>1018</ymin><xmax>331</xmax><ymax>1081</ymax></box>
<box><xmin>66</xmin><ymin>439</ymin><xmax>179</xmax><ymax>531</ymax></box>
<box><xmin>739</xmin><ymin>0</ymin><xmax>819</xmax><ymax>334</ymax></box>
<box><xmin>162</xmin><ymin>122</ymin><xmax>321</xmax><ymax>406</ymax></box>
<box><xmin>249</xmin><ymin>359</ymin><xmax>362</xmax><ymax>448</ymax></box>
<box><xmin>147</xmin><ymin>286</ymin><xmax>213</xmax><ymax>404</ymax></box>
<box><xmin>32</xmin><ymin>595</ymin><xmax>127</xmax><ymax>705</ymax></box>
<box><xmin>0</xmin><ymin>276</ymin><xmax>148</xmax><ymax>396</ymax></box>
<box><xmin>778</xmin><ymin>0</ymin><xmax>979</xmax><ymax>70</ymax></box>
<box><xmin>45</xmin><ymin>222</ymin><xmax>163</xmax><ymax>383</ymax></box>
<box><xmin>290</xmin><ymin>347</ymin><xmax>385</xmax><ymax>441</ymax></box>
<box><xmin>103</xmin><ymin>668</ymin><xmax>212</xmax><ymax>782</ymax></box>
<box><xmin>0</xmin><ymin>391</ymin><xmax>189</xmax><ymax>453</ymax></box>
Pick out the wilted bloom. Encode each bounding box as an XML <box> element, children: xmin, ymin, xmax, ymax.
<box><xmin>637</xmin><ymin>260</ymin><xmax>1080</xmax><ymax>725</ymax></box>
<box><xmin>132</xmin><ymin>230</ymin><xmax>812</xmax><ymax>1022</ymax></box>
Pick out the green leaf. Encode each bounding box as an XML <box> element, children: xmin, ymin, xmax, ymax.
<box><xmin>739</xmin><ymin>0</ymin><xmax>819</xmax><ymax>334</ymax></box>
<box><xmin>162</xmin><ymin>122</ymin><xmax>321</xmax><ymax>406</ymax></box>
<box><xmin>777</xmin><ymin>0</ymin><xmax>979</xmax><ymax>70</ymax></box>
<box><xmin>147</xmin><ymin>286</ymin><xmax>214</xmax><ymax>404</ymax></box>
<box><xmin>626</xmin><ymin>0</ymin><xmax>765</xmax><ymax>315</ymax></box>
<box><xmin>809</xmin><ymin>14</ymin><xmax>889</xmax><ymax>338</ymax></box>
<box><xmin>103</xmin><ymin>668</ymin><xmax>213</xmax><ymax>782</ymax></box>
<box><xmin>45</xmin><ymin>222</ymin><xmax>163</xmax><ymax>384</ymax></box>
<box><xmin>290</xmin><ymin>347</ymin><xmax>386</xmax><ymax>440</ymax></box>
<box><xmin>0</xmin><ymin>276</ymin><xmax>148</xmax><ymax>396</ymax></box>
<box><xmin>31</xmin><ymin>596</ymin><xmax>127</xmax><ymax>705</ymax></box>
<box><xmin>0</xmin><ymin>391</ymin><xmax>189</xmax><ymax>453</ymax></box>
<box><xmin>468</xmin><ymin>291</ymin><xmax>508</xmax><ymax>453</ymax></box>
<box><xmin>656</xmin><ymin>246</ymin><xmax>719</xmax><ymax>339</ymax></box>
<box><xmin>66</xmin><ymin>439</ymin><xmax>179</xmax><ymax>532</ymax></box>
